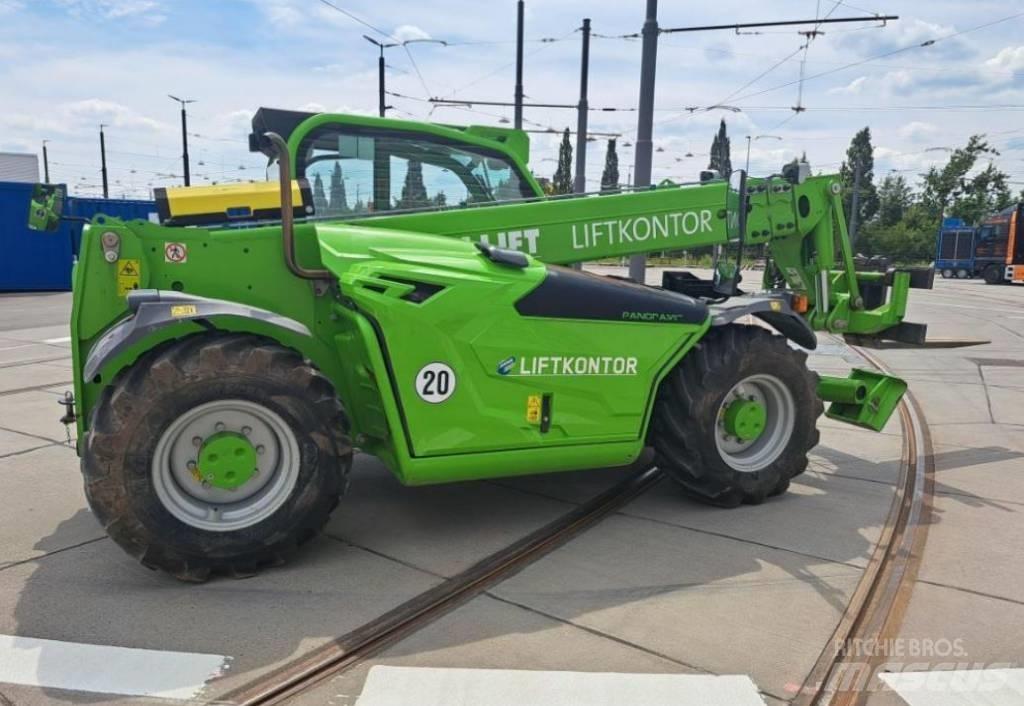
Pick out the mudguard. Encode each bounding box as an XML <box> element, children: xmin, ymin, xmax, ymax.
<box><xmin>709</xmin><ymin>296</ymin><xmax>817</xmax><ymax>350</ymax></box>
<box><xmin>83</xmin><ymin>290</ymin><xmax>312</xmax><ymax>380</ymax></box>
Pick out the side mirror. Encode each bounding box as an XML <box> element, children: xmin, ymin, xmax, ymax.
<box><xmin>27</xmin><ymin>184</ymin><xmax>65</xmax><ymax>232</ymax></box>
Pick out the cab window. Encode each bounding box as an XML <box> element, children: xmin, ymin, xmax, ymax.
<box><xmin>296</xmin><ymin>125</ymin><xmax>532</xmax><ymax>215</ymax></box>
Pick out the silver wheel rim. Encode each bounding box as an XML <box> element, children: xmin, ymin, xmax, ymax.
<box><xmin>152</xmin><ymin>399</ymin><xmax>300</xmax><ymax>532</ymax></box>
<box><xmin>714</xmin><ymin>374</ymin><xmax>795</xmax><ymax>473</ymax></box>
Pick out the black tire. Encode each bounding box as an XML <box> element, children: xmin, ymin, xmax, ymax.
<box><xmin>940</xmin><ymin>269</ymin><xmax>953</xmax><ymax>279</ymax></box>
<box><xmin>649</xmin><ymin>325</ymin><xmax>823</xmax><ymax>507</ymax></box>
<box><xmin>983</xmin><ymin>265</ymin><xmax>1003</xmax><ymax>285</ymax></box>
<box><xmin>82</xmin><ymin>333</ymin><xmax>352</xmax><ymax>581</ymax></box>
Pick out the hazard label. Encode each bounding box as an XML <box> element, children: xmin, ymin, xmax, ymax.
<box><xmin>164</xmin><ymin>242</ymin><xmax>188</xmax><ymax>264</ymax></box>
<box><xmin>116</xmin><ymin>259</ymin><xmax>140</xmax><ymax>297</ymax></box>
<box><xmin>526</xmin><ymin>394</ymin><xmax>542</xmax><ymax>424</ymax></box>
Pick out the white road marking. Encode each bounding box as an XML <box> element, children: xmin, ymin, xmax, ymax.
<box><xmin>880</xmin><ymin>668</ymin><xmax>1024</xmax><ymax>705</ymax></box>
<box><xmin>0</xmin><ymin>634</ymin><xmax>230</xmax><ymax>700</ymax></box>
<box><xmin>42</xmin><ymin>336</ymin><xmax>71</xmax><ymax>344</ymax></box>
<box><xmin>354</xmin><ymin>666</ymin><xmax>767</xmax><ymax>706</ymax></box>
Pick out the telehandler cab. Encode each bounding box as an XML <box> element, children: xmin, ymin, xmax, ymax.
<box><xmin>29</xmin><ymin>108</ymin><xmax>929</xmax><ymax>581</ymax></box>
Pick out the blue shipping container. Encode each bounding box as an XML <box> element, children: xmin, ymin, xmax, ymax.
<box><xmin>0</xmin><ymin>181</ymin><xmax>74</xmax><ymax>291</ymax></box>
<box><xmin>0</xmin><ymin>181</ymin><xmax>157</xmax><ymax>291</ymax></box>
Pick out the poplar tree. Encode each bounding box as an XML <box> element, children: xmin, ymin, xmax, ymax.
<box><xmin>600</xmin><ymin>139</ymin><xmax>620</xmax><ymax>192</ymax></box>
<box><xmin>552</xmin><ymin>128</ymin><xmax>573</xmax><ymax>195</ymax></box>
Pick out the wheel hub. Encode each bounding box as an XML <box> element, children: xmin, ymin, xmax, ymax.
<box><xmin>722</xmin><ymin>398</ymin><xmax>767</xmax><ymax>442</ymax></box>
<box><xmin>196</xmin><ymin>432</ymin><xmax>259</xmax><ymax>490</ymax></box>
<box><xmin>152</xmin><ymin>399</ymin><xmax>300</xmax><ymax>532</ymax></box>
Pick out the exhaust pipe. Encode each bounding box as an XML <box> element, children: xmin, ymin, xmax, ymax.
<box><xmin>263</xmin><ymin>131</ymin><xmax>330</xmax><ymax>280</ymax></box>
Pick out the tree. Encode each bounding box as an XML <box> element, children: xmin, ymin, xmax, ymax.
<box><xmin>397</xmin><ymin>159</ymin><xmax>430</xmax><ymax>209</ymax></box>
<box><xmin>600</xmin><ymin>138</ymin><xmax>620</xmax><ymax>192</ymax></box>
<box><xmin>313</xmin><ymin>173</ymin><xmax>328</xmax><ymax>215</ymax></box>
<box><xmin>920</xmin><ymin>135</ymin><xmax>1010</xmax><ymax>226</ymax></box>
<box><xmin>839</xmin><ymin>127</ymin><xmax>879</xmax><ymax>225</ymax></box>
<box><xmin>708</xmin><ymin>119</ymin><xmax>732</xmax><ymax>177</ymax></box>
<box><xmin>552</xmin><ymin>128</ymin><xmax>573</xmax><ymax>195</ymax></box>
<box><xmin>875</xmin><ymin>174</ymin><xmax>914</xmax><ymax>227</ymax></box>
<box><xmin>328</xmin><ymin>161</ymin><xmax>348</xmax><ymax>215</ymax></box>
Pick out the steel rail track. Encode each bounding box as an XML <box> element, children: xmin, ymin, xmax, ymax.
<box><xmin>794</xmin><ymin>344</ymin><xmax>934</xmax><ymax>706</ymax></box>
<box><xmin>225</xmin><ymin>339</ymin><xmax>933</xmax><ymax>706</ymax></box>
<box><xmin>223</xmin><ymin>466</ymin><xmax>664</xmax><ymax>705</ymax></box>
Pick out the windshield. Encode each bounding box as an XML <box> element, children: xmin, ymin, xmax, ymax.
<box><xmin>296</xmin><ymin>125</ymin><xmax>533</xmax><ymax>215</ymax></box>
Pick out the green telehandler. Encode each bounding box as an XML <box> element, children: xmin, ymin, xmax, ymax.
<box><xmin>29</xmin><ymin>108</ymin><xmax>929</xmax><ymax>580</ymax></box>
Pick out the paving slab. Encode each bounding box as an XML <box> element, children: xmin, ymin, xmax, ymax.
<box><xmin>622</xmin><ymin>470</ymin><xmax>894</xmax><ymax>568</ymax></box>
<box><xmin>988</xmin><ymin>385</ymin><xmax>1024</xmax><ymax>426</ymax></box>
<box><xmin>0</xmin><ymin>535</ymin><xmax>440</xmax><ymax>702</ymax></box>
<box><xmin>861</xmin><ymin>582</ymin><xmax>1024</xmax><ymax>706</ymax></box>
<box><xmin>290</xmin><ymin>594</ymin><xmax>698</xmax><ymax>706</ymax></box>
<box><xmin>0</xmin><ymin>428</ymin><xmax>55</xmax><ymax>457</ymax></box>
<box><xmin>0</xmin><ymin>293</ymin><xmax>72</xmax><ymax>333</ymax></box>
<box><xmin>490</xmin><ymin>513</ymin><xmax>862</xmax><ymax>701</ymax></box>
<box><xmin>326</xmin><ymin>456</ymin><xmax>587</xmax><ymax>578</ymax></box>
<box><xmin>0</xmin><ymin>389</ymin><xmax>73</xmax><ymax>443</ymax></box>
<box><xmin>915</xmin><ymin>490</ymin><xmax>1024</xmax><ymax>604</ymax></box>
<box><xmin>0</xmin><ymin>325</ymin><xmax>72</xmax><ymax>344</ymax></box>
<box><xmin>0</xmin><ymin>445</ymin><xmax>101</xmax><ymax>568</ymax></box>
<box><xmin>0</xmin><ymin>362</ymin><xmax>73</xmax><ymax>395</ymax></box>
<box><xmin>0</xmin><ymin>342</ymin><xmax>70</xmax><ymax>367</ymax></box>
<box><xmin>925</xmin><ymin>427</ymin><xmax>1024</xmax><ymax>504</ymax></box>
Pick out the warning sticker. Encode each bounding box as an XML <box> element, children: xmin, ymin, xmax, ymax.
<box><xmin>164</xmin><ymin>242</ymin><xmax>188</xmax><ymax>264</ymax></box>
<box><xmin>116</xmin><ymin>259</ymin><xmax>140</xmax><ymax>297</ymax></box>
<box><xmin>170</xmin><ymin>304</ymin><xmax>198</xmax><ymax>318</ymax></box>
<box><xmin>526</xmin><ymin>394</ymin><xmax>542</xmax><ymax>424</ymax></box>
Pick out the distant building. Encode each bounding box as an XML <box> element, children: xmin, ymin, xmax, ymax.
<box><xmin>0</xmin><ymin>152</ymin><xmax>40</xmax><ymax>183</ymax></box>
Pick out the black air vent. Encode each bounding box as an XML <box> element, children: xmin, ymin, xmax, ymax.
<box><xmin>378</xmin><ymin>276</ymin><xmax>445</xmax><ymax>303</ymax></box>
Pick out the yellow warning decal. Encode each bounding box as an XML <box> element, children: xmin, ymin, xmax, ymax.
<box><xmin>526</xmin><ymin>394</ymin><xmax>542</xmax><ymax>424</ymax></box>
<box><xmin>170</xmin><ymin>304</ymin><xmax>198</xmax><ymax>318</ymax></box>
<box><xmin>116</xmin><ymin>259</ymin><xmax>140</xmax><ymax>297</ymax></box>
<box><xmin>769</xmin><ymin>300</ymin><xmax>782</xmax><ymax>312</ymax></box>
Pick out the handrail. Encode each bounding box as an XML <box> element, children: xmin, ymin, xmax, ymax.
<box><xmin>263</xmin><ymin>131</ymin><xmax>331</xmax><ymax>280</ymax></box>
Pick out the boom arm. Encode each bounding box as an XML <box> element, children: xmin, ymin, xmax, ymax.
<box><xmin>345</xmin><ymin>173</ymin><xmax>928</xmax><ymax>341</ymax></box>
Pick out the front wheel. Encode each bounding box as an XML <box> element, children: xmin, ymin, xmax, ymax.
<box><xmin>650</xmin><ymin>325</ymin><xmax>823</xmax><ymax>507</ymax></box>
<box><xmin>82</xmin><ymin>333</ymin><xmax>352</xmax><ymax>581</ymax></box>
<box><xmin>940</xmin><ymin>269</ymin><xmax>954</xmax><ymax>279</ymax></box>
<box><xmin>983</xmin><ymin>265</ymin><xmax>1003</xmax><ymax>285</ymax></box>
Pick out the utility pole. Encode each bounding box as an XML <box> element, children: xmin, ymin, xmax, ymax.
<box><xmin>849</xmin><ymin>164</ymin><xmax>862</xmax><ymax>249</ymax></box>
<box><xmin>514</xmin><ymin>0</ymin><xmax>525</xmax><ymax>129</ymax></box>
<box><xmin>628</xmin><ymin>0</ymin><xmax>659</xmax><ymax>283</ymax></box>
<box><xmin>364</xmin><ymin>35</ymin><xmax>389</xmax><ymax>117</ymax></box>
<box><xmin>41</xmin><ymin>140</ymin><xmax>50</xmax><ymax>184</ymax></box>
<box><xmin>99</xmin><ymin>124</ymin><xmax>109</xmax><ymax>199</ymax></box>
<box><xmin>168</xmin><ymin>95</ymin><xmax>195</xmax><ymax>187</ymax></box>
<box><xmin>572</xmin><ymin>18</ymin><xmax>591</xmax><ymax>196</ymax></box>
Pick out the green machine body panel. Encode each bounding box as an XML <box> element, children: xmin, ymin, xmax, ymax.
<box><xmin>56</xmin><ymin>108</ymin><xmax>922</xmax><ymax>488</ymax></box>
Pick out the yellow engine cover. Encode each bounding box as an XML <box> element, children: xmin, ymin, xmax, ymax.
<box><xmin>154</xmin><ymin>179</ymin><xmax>312</xmax><ymax>226</ymax></box>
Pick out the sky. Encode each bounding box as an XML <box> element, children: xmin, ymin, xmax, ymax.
<box><xmin>1</xmin><ymin>0</ymin><xmax>1022</xmax><ymax>199</ymax></box>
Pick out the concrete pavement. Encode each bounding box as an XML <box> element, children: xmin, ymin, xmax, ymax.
<box><xmin>0</xmin><ymin>276</ymin><xmax>1020</xmax><ymax>706</ymax></box>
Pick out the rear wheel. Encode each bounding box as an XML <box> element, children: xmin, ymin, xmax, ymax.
<box><xmin>650</xmin><ymin>325</ymin><xmax>823</xmax><ymax>507</ymax></box>
<box><xmin>940</xmin><ymin>269</ymin><xmax>954</xmax><ymax>279</ymax></box>
<box><xmin>82</xmin><ymin>333</ymin><xmax>352</xmax><ymax>581</ymax></box>
<box><xmin>983</xmin><ymin>265</ymin><xmax>1003</xmax><ymax>285</ymax></box>
<box><xmin>956</xmin><ymin>268</ymin><xmax>970</xmax><ymax>279</ymax></box>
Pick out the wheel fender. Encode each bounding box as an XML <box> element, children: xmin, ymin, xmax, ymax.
<box><xmin>709</xmin><ymin>297</ymin><xmax>817</xmax><ymax>350</ymax></box>
<box><xmin>83</xmin><ymin>289</ymin><xmax>312</xmax><ymax>380</ymax></box>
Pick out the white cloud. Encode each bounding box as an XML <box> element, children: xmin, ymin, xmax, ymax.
<box><xmin>899</xmin><ymin>121</ymin><xmax>939</xmax><ymax>142</ymax></box>
<box><xmin>392</xmin><ymin>24</ymin><xmax>431</xmax><ymax>42</ymax></box>
<box><xmin>55</xmin><ymin>0</ymin><xmax>166</xmax><ymax>25</ymax></box>
<box><xmin>827</xmin><ymin>76</ymin><xmax>867</xmax><ymax>95</ymax></box>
